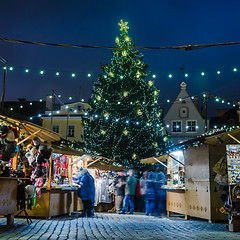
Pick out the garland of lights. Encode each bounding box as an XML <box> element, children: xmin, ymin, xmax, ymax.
<box><xmin>2</xmin><ymin>64</ymin><xmax>240</xmax><ymax>81</ymax></box>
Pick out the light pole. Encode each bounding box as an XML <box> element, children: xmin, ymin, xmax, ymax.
<box><xmin>0</xmin><ymin>56</ymin><xmax>7</xmax><ymax>109</ymax></box>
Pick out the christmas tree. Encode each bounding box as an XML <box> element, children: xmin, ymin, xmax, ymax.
<box><xmin>83</xmin><ymin>20</ymin><xmax>168</xmax><ymax>169</ymax></box>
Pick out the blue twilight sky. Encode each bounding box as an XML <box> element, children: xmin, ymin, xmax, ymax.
<box><xmin>0</xmin><ymin>0</ymin><xmax>240</xmax><ymax>117</ymax></box>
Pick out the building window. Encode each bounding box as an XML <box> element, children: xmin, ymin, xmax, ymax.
<box><xmin>52</xmin><ymin>125</ymin><xmax>59</xmax><ymax>133</ymax></box>
<box><xmin>68</xmin><ymin>125</ymin><xmax>75</xmax><ymax>137</ymax></box>
<box><xmin>186</xmin><ymin>120</ymin><xmax>197</xmax><ymax>132</ymax></box>
<box><xmin>172</xmin><ymin>121</ymin><xmax>182</xmax><ymax>132</ymax></box>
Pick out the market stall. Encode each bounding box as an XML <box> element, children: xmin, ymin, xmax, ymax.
<box><xmin>0</xmin><ymin>114</ymin><xmax>85</xmax><ymax>220</ymax></box>
<box><xmin>71</xmin><ymin>156</ymin><xmax>125</xmax><ymax>212</ymax></box>
<box><xmin>141</xmin><ymin>127</ymin><xmax>240</xmax><ymax>223</ymax></box>
<box><xmin>16</xmin><ymin>145</ymin><xmax>85</xmax><ymax>219</ymax></box>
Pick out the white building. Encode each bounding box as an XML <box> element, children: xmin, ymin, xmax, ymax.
<box><xmin>164</xmin><ymin>81</ymin><xmax>208</xmax><ymax>144</ymax></box>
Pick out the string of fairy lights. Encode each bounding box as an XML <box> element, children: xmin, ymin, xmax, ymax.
<box><xmin>2</xmin><ymin>64</ymin><xmax>240</xmax><ymax>80</ymax></box>
<box><xmin>6</xmin><ymin>88</ymin><xmax>239</xmax><ymax>125</ymax></box>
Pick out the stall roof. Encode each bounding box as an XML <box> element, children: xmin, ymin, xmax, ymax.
<box><xmin>52</xmin><ymin>144</ymin><xmax>85</xmax><ymax>156</ymax></box>
<box><xmin>140</xmin><ymin>126</ymin><xmax>240</xmax><ymax>164</ymax></box>
<box><xmin>140</xmin><ymin>155</ymin><xmax>168</xmax><ymax>164</ymax></box>
<box><xmin>0</xmin><ymin>114</ymin><xmax>61</xmax><ymax>142</ymax></box>
<box><xmin>87</xmin><ymin>157</ymin><xmax>126</xmax><ymax>171</ymax></box>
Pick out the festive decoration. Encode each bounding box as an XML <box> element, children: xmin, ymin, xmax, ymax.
<box><xmin>82</xmin><ymin>20</ymin><xmax>168</xmax><ymax>169</ymax></box>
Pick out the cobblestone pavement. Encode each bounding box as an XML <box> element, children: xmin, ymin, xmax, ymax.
<box><xmin>0</xmin><ymin>213</ymin><xmax>239</xmax><ymax>240</ymax></box>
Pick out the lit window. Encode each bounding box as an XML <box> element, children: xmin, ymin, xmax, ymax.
<box><xmin>186</xmin><ymin>120</ymin><xmax>197</xmax><ymax>132</ymax></box>
<box><xmin>172</xmin><ymin>121</ymin><xmax>182</xmax><ymax>132</ymax></box>
<box><xmin>68</xmin><ymin>125</ymin><xmax>75</xmax><ymax>137</ymax></box>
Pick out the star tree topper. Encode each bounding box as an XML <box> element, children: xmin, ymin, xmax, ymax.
<box><xmin>118</xmin><ymin>20</ymin><xmax>129</xmax><ymax>33</ymax></box>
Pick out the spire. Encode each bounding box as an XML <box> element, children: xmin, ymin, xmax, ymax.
<box><xmin>180</xmin><ymin>81</ymin><xmax>187</xmax><ymax>90</ymax></box>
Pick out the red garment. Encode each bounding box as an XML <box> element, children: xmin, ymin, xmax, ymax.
<box><xmin>135</xmin><ymin>181</ymin><xmax>141</xmax><ymax>197</ymax></box>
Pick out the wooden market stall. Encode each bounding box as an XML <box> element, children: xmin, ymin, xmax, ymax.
<box><xmin>141</xmin><ymin>127</ymin><xmax>240</xmax><ymax>223</ymax></box>
<box><xmin>16</xmin><ymin>145</ymin><xmax>85</xmax><ymax>219</ymax></box>
<box><xmin>0</xmin><ymin>114</ymin><xmax>86</xmax><ymax>220</ymax></box>
<box><xmin>0</xmin><ymin>115</ymin><xmax>62</xmax><ymax>223</ymax></box>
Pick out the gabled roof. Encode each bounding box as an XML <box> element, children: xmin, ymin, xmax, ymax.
<box><xmin>164</xmin><ymin>81</ymin><xmax>203</xmax><ymax>120</ymax></box>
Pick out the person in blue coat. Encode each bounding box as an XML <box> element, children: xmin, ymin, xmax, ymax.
<box><xmin>76</xmin><ymin>168</ymin><xmax>95</xmax><ymax>217</ymax></box>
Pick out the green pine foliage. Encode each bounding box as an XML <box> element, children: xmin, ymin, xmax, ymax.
<box><xmin>82</xmin><ymin>20</ymin><xmax>168</xmax><ymax>169</ymax></box>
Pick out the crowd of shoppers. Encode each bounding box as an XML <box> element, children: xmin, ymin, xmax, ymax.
<box><xmin>114</xmin><ymin>166</ymin><xmax>166</xmax><ymax>216</ymax></box>
<box><xmin>74</xmin><ymin>166</ymin><xmax>166</xmax><ymax>217</ymax></box>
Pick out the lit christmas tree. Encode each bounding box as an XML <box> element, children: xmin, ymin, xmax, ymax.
<box><xmin>83</xmin><ymin>20</ymin><xmax>168</xmax><ymax>169</ymax></box>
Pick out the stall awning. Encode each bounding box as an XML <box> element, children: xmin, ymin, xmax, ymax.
<box><xmin>140</xmin><ymin>126</ymin><xmax>240</xmax><ymax>165</ymax></box>
<box><xmin>0</xmin><ymin>114</ymin><xmax>61</xmax><ymax>142</ymax></box>
<box><xmin>52</xmin><ymin>144</ymin><xmax>85</xmax><ymax>156</ymax></box>
<box><xmin>140</xmin><ymin>155</ymin><xmax>168</xmax><ymax>164</ymax></box>
<box><xmin>87</xmin><ymin>157</ymin><xmax>126</xmax><ymax>171</ymax></box>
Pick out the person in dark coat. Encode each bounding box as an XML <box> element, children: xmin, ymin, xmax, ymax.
<box><xmin>120</xmin><ymin>169</ymin><xmax>137</xmax><ymax>214</ymax></box>
<box><xmin>145</xmin><ymin>171</ymin><xmax>157</xmax><ymax>215</ymax></box>
<box><xmin>76</xmin><ymin>168</ymin><xmax>95</xmax><ymax>217</ymax></box>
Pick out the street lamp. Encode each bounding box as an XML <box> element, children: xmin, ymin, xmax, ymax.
<box><xmin>0</xmin><ymin>56</ymin><xmax>7</xmax><ymax>109</ymax></box>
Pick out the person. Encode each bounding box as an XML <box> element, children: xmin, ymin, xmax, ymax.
<box><xmin>140</xmin><ymin>171</ymin><xmax>148</xmax><ymax>212</ymax></box>
<box><xmin>76</xmin><ymin>168</ymin><xmax>95</xmax><ymax>217</ymax></box>
<box><xmin>114</xmin><ymin>170</ymin><xmax>126</xmax><ymax>213</ymax></box>
<box><xmin>134</xmin><ymin>178</ymin><xmax>143</xmax><ymax>212</ymax></box>
<box><xmin>120</xmin><ymin>169</ymin><xmax>137</xmax><ymax>214</ymax></box>
<box><xmin>155</xmin><ymin>165</ymin><xmax>166</xmax><ymax>216</ymax></box>
<box><xmin>145</xmin><ymin>171</ymin><xmax>157</xmax><ymax>215</ymax></box>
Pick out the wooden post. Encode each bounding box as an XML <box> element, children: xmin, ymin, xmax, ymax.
<box><xmin>47</xmin><ymin>154</ymin><xmax>53</xmax><ymax>190</ymax></box>
<box><xmin>69</xmin><ymin>156</ymin><xmax>73</xmax><ymax>185</ymax></box>
<box><xmin>7</xmin><ymin>214</ymin><xmax>14</xmax><ymax>225</ymax></box>
<box><xmin>12</xmin><ymin>153</ymin><xmax>19</xmax><ymax>170</ymax></box>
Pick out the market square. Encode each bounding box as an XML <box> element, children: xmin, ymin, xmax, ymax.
<box><xmin>1</xmin><ymin>1</ymin><xmax>240</xmax><ymax>239</ymax></box>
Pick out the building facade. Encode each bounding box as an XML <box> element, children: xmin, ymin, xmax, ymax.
<box><xmin>42</xmin><ymin>102</ymin><xmax>90</xmax><ymax>142</ymax></box>
<box><xmin>164</xmin><ymin>81</ymin><xmax>207</xmax><ymax>144</ymax></box>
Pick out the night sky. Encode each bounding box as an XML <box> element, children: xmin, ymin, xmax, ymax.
<box><xmin>1</xmin><ymin>0</ymin><xmax>240</xmax><ymax>117</ymax></box>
